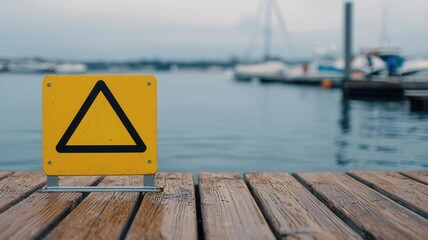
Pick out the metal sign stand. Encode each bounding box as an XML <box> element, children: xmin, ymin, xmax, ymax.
<box><xmin>39</xmin><ymin>175</ymin><xmax>163</xmax><ymax>192</ymax></box>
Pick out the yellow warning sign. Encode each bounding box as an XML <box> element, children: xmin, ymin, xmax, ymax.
<box><xmin>43</xmin><ymin>75</ymin><xmax>157</xmax><ymax>176</ymax></box>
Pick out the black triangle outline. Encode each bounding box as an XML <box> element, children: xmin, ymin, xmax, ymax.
<box><xmin>56</xmin><ymin>80</ymin><xmax>147</xmax><ymax>153</ymax></box>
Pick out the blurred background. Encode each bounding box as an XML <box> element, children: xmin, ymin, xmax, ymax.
<box><xmin>1</xmin><ymin>0</ymin><xmax>428</xmax><ymax>60</ymax></box>
<box><xmin>1</xmin><ymin>0</ymin><xmax>428</xmax><ymax>174</ymax></box>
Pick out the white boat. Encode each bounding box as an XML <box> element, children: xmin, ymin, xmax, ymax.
<box><xmin>287</xmin><ymin>46</ymin><xmax>343</xmax><ymax>79</ymax></box>
<box><xmin>8</xmin><ymin>59</ymin><xmax>56</xmax><ymax>73</ymax></box>
<box><xmin>234</xmin><ymin>61</ymin><xmax>289</xmax><ymax>81</ymax></box>
<box><xmin>331</xmin><ymin>55</ymin><xmax>386</xmax><ymax>77</ymax></box>
<box><xmin>54</xmin><ymin>63</ymin><xmax>87</xmax><ymax>73</ymax></box>
<box><xmin>288</xmin><ymin>48</ymin><xmax>386</xmax><ymax>80</ymax></box>
<box><xmin>400</xmin><ymin>58</ymin><xmax>428</xmax><ymax>76</ymax></box>
<box><xmin>233</xmin><ymin>0</ymin><xmax>292</xmax><ymax>82</ymax></box>
<box><xmin>363</xmin><ymin>47</ymin><xmax>428</xmax><ymax>77</ymax></box>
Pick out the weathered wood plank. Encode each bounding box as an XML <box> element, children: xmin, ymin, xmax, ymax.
<box><xmin>0</xmin><ymin>172</ymin><xmax>45</xmax><ymax>214</ymax></box>
<box><xmin>401</xmin><ymin>171</ymin><xmax>428</xmax><ymax>185</ymax></box>
<box><xmin>46</xmin><ymin>176</ymin><xmax>141</xmax><ymax>240</ymax></box>
<box><xmin>127</xmin><ymin>173</ymin><xmax>197</xmax><ymax>240</ymax></box>
<box><xmin>245</xmin><ymin>173</ymin><xmax>361</xmax><ymax>240</ymax></box>
<box><xmin>199</xmin><ymin>173</ymin><xmax>275</xmax><ymax>240</ymax></box>
<box><xmin>0</xmin><ymin>172</ymin><xmax>13</xmax><ymax>180</ymax></box>
<box><xmin>296</xmin><ymin>172</ymin><xmax>428</xmax><ymax>240</ymax></box>
<box><xmin>350</xmin><ymin>171</ymin><xmax>428</xmax><ymax>218</ymax></box>
<box><xmin>0</xmin><ymin>176</ymin><xmax>100</xmax><ymax>240</ymax></box>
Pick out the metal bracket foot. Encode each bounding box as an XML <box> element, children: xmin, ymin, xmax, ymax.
<box><xmin>39</xmin><ymin>175</ymin><xmax>163</xmax><ymax>193</ymax></box>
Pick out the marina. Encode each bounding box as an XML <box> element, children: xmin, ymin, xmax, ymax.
<box><xmin>232</xmin><ymin>1</ymin><xmax>428</xmax><ymax>97</ymax></box>
<box><xmin>0</xmin><ymin>171</ymin><xmax>427</xmax><ymax>239</ymax></box>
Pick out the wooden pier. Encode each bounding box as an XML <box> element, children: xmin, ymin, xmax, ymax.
<box><xmin>406</xmin><ymin>91</ymin><xmax>428</xmax><ymax>111</ymax></box>
<box><xmin>0</xmin><ymin>171</ymin><xmax>427</xmax><ymax>239</ymax></box>
<box><xmin>343</xmin><ymin>78</ymin><xmax>428</xmax><ymax>99</ymax></box>
<box><xmin>258</xmin><ymin>76</ymin><xmax>343</xmax><ymax>87</ymax></box>
<box><xmin>254</xmin><ymin>76</ymin><xmax>428</xmax><ymax>98</ymax></box>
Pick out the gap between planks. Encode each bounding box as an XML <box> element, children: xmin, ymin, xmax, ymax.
<box><xmin>0</xmin><ymin>172</ymin><xmax>13</xmax><ymax>181</ymax></box>
<box><xmin>199</xmin><ymin>172</ymin><xmax>276</xmax><ymax>240</ymax></box>
<box><xmin>45</xmin><ymin>176</ymin><xmax>142</xmax><ymax>240</ymax></box>
<box><xmin>1</xmin><ymin>171</ymin><xmax>427</xmax><ymax>240</ymax></box>
<box><xmin>295</xmin><ymin>172</ymin><xmax>428</xmax><ymax>240</ymax></box>
<box><xmin>245</xmin><ymin>172</ymin><xmax>361</xmax><ymax>240</ymax></box>
<box><xmin>126</xmin><ymin>172</ymin><xmax>197</xmax><ymax>240</ymax></box>
<box><xmin>348</xmin><ymin>171</ymin><xmax>428</xmax><ymax>219</ymax></box>
<box><xmin>0</xmin><ymin>173</ymin><xmax>198</xmax><ymax>240</ymax></box>
<box><xmin>0</xmin><ymin>176</ymin><xmax>102</xmax><ymax>240</ymax></box>
<box><xmin>400</xmin><ymin>171</ymin><xmax>428</xmax><ymax>185</ymax></box>
<box><xmin>0</xmin><ymin>172</ymin><xmax>46</xmax><ymax>214</ymax></box>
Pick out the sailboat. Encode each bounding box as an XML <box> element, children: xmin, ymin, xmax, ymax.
<box><xmin>233</xmin><ymin>0</ymin><xmax>291</xmax><ymax>82</ymax></box>
<box><xmin>361</xmin><ymin>6</ymin><xmax>428</xmax><ymax>78</ymax></box>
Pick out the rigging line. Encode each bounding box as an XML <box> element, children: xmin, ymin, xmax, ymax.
<box><xmin>264</xmin><ymin>0</ymin><xmax>272</xmax><ymax>61</ymax></box>
<box><xmin>380</xmin><ymin>4</ymin><xmax>390</xmax><ymax>47</ymax></box>
<box><xmin>244</xmin><ymin>0</ymin><xmax>266</xmax><ymax>62</ymax></box>
<box><xmin>271</xmin><ymin>0</ymin><xmax>293</xmax><ymax>50</ymax></box>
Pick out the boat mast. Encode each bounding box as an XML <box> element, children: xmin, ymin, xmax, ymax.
<box><xmin>264</xmin><ymin>0</ymin><xmax>272</xmax><ymax>61</ymax></box>
<box><xmin>380</xmin><ymin>5</ymin><xmax>390</xmax><ymax>47</ymax></box>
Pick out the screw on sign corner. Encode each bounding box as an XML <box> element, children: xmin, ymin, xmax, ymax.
<box><xmin>147</xmin><ymin>160</ymin><xmax>152</xmax><ymax>164</ymax></box>
<box><xmin>47</xmin><ymin>82</ymin><xmax>52</xmax><ymax>87</ymax></box>
<box><xmin>147</xmin><ymin>82</ymin><xmax>151</xmax><ymax>86</ymax></box>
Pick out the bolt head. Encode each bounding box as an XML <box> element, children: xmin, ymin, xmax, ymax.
<box><xmin>48</xmin><ymin>161</ymin><xmax>52</xmax><ymax>165</ymax></box>
<box><xmin>147</xmin><ymin>160</ymin><xmax>152</xmax><ymax>164</ymax></box>
<box><xmin>47</xmin><ymin>83</ymin><xmax>51</xmax><ymax>87</ymax></box>
<box><xmin>147</xmin><ymin>82</ymin><xmax>151</xmax><ymax>86</ymax></box>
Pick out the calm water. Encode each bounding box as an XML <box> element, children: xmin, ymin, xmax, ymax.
<box><xmin>1</xmin><ymin>71</ymin><xmax>428</xmax><ymax>174</ymax></box>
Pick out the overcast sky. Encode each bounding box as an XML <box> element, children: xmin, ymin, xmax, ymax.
<box><xmin>1</xmin><ymin>0</ymin><xmax>427</xmax><ymax>60</ymax></box>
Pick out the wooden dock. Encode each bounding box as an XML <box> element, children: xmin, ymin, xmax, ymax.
<box><xmin>254</xmin><ymin>76</ymin><xmax>428</xmax><ymax>98</ymax></box>
<box><xmin>343</xmin><ymin>79</ymin><xmax>428</xmax><ymax>99</ymax></box>
<box><xmin>406</xmin><ymin>91</ymin><xmax>428</xmax><ymax>111</ymax></box>
<box><xmin>258</xmin><ymin>76</ymin><xmax>343</xmax><ymax>87</ymax></box>
<box><xmin>0</xmin><ymin>171</ymin><xmax>427</xmax><ymax>239</ymax></box>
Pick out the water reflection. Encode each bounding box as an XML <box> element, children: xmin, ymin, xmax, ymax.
<box><xmin>339</xmin><ymin>95</ymin><xmax>351</xmax><ymax>134</ymax></box>
<box><xmin>336</xmin><ymin>94</ymin><xmax>428</xmax><ymax>169</ymax></box>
